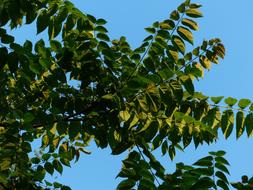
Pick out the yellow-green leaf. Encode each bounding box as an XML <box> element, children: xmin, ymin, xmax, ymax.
<box><xmin>172</xmin><ymin>35</ymin><xmax>185</xmax><ymax>54</ymax></box>
<box><xmin>177</xmin><ymin>26</ymin><xmax>193</xmax><ymax>45</ymax></box>
<box><xmin>119</xmin><ymin>110</ymin><xmax>131</xmax><ymax>121</ymax></box>
<box><xmin>181</xmin><ymin>18</ymin><xmax>198</xmax><ymax>30</ymax></box>
<box><xmin>185</xmin><ymin>8</ymin><xmax>203</xmax><ymax>18</ymax></box>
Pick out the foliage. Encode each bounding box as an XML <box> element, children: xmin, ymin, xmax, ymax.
<box><xmin>0</xmin><ymin>0</ymin><xmax>251</xmax><ymax>189</ymax></box>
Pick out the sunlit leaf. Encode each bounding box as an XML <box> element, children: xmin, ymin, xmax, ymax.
<box><xmin>177</xmin><ymin>26</ymin><xmax>193</xmax><ymax>44</ymax></box>
<box><xmin>185</xmin><ymin>8</ymin><xmax>203</xmax><ymax>18</ymax></box>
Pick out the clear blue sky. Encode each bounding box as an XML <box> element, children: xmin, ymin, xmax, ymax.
<box><xmin>9</xmin><ymin>0</ymin><xmax>253</xmax><ymax>189</ymax></box>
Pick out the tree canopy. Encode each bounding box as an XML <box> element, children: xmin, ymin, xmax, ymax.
<box><xmin>0</xmin><ymin>0</ymin><xmax>252</xmax><ymax>189</ymax></box>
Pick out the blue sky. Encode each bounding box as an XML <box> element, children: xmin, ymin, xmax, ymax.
<box><xmin>9</xmin><ymin>0</ymin><xmax>253</xmax><ymax>189</ymax></box>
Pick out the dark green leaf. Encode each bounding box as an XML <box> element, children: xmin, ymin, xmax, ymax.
<box><xmin>116</xmin><ymin>179</ymin><xmax>136</xmax><ymax>190</ymax></box>
<box><xmin>193</xmin><ymin>156</ymin><xmax>213</xmax><ymax>167</ymax></box>
<box><xmin>97</xmin><ymin>33</ymin><xmax>110</xmax><ymax>41</ymax></box>
<box><xmin>245</xmin><ymin>113</ymin><xmax>253</xmax><ymax>137</ymax></box>
<box><xmin>215</xmin><ymin>171</ymin><xmax>229</xmax><ymax>183</ymax></box>
<box><xmin>236</xmin><ymin>111</ymin><xmax>245</xmax><ymax>139</ymax></box>
<box><xmin>44</xmin><ymin>162</ymin><xmax>54</xmax><ymax>175</ymax></box>
<box><xmin>217</xmin><ymin>179</ymin><xmax>229</xmax><ymax>190</ymax></box>
<box><xmin>215</xmin><ymin>163</ymin><xmax>230</xmax><ymax>175</ymax></box>
<box><xmin>170</xmin><ymin>10</ymin><xmax>180</xmax><ymax>21</ymax></box>
<box><xmin>53</xmin><ymin>160</ymin><xmax>63</xmax><ymax>174</ymax></box>
<box><xmin>145</xmin><ymin>27</ymin><xmax>156</xmax><ymax>34</ymax></box>
<box><xmin>96</xmin><ymin>18</ymin><xmax>107</xmax><ymax>25</ymax></box>
<box><xmin>37</xmin><ymin>10</ymin><xmax>50</xmax><ymax>34</ymax></box>
<box><xmin>0</xmin><ymin>47</ymin><xmax>8</xmax><ymax>70</ymax></box>
<box><xmin>1</xmin><ymin>34</ymin><xmax>14</xmax><ymax>44</ymax></box>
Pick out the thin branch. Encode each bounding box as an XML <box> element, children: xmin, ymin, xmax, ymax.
<box><xmin>125</xmin><ymin>33</ymin><xmax>156</xmax><ymax>83</ymax></box>
<box><xmin>135</xmin><ymin>144</ymin><xmax>161</xmax><ymax>186</ymax></box>
<box><xmin>170</xmin><ymin>12</ymin><xmax>185</xmax><ymax>38</ymax></box>
<box><xmin>0</xmin><ymin>100</ymin><xmax>102</xmax><ymax>129</ymax></box>
<box><xmin>175</xmin><ymin>44</ymin><xmax>214</xmax><ymax>74</ymax></box>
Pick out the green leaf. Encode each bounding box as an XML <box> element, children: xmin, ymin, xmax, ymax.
<box><xmin>170</xmin><ymin>10</ymin><xmax>180</xmax><ymax>21</ymax></box>
<box><xmin>177</xmin><ymin>2</ymin><xmax>186</xmax><ymax>13</ymax></box>
<box><xmin>245</xmin><ymin>113</ymin><xmax>253</xmax><ymax>137</ymax></box>
<box><xmin>102</xmin><ymin>93</ymin><xmax>115</xmax><ymax>100</ymax></box>
<box><xmin>34</xmin><ymin>165</ymin><xmax>46</xmax><ymax>181</ymax></box>
<box><xmin>213</xmin><ymin>43</ymin><xmax>226</xmax><ymax>59</ymax></box>
<box><xmin>216</xmin><ymin>150</ymin><xmax>226</xmax><ymax>157</ymax></box>
<box><xmin>95</xmin><ymin>25</ymin><xmax>108</xmax><ymax>33</ymax></box>
<box><xmin>211</xmin><ymin>96</ymin><xmax>224</xmax><ymax>104</ymax></box>
<box><xmin>57</xmin><ymin>7</ymin><xmax>68</xmax><ymax>23</ymax></box>
<box><xmin>53</xmin><ymin>160</ymin><xmax>63</xmax><ymax>174</ymax></box>
<box><xmin>215</xmin><ymin>171</ymin><xmax>229</xmax><ymax>183</ymax></box>
<box><xmin>96</xmin><ymin>18</ymin><xmax>107</xmax><ymax>25</ymax></box>
<box><xmin>44</xmin><ymin>162</ymin><xmax>54</xmax><ymax>175</ymax></box>
<box><xmin>249</xmin><ymin>103</ymin><xmax>253</xmax><ymax>111</ymax></box>
<box><xmin>119</xmin><ymin>110</ymin><xmax>131</xmax><ymax>121</ymax></box>
<box><xmin>157</xmin><ymin>30</ymin><xmax>170</xmax><ymax>39</ymax></box>
<box><xmin>159</xmin><ymin>20</ymin><xmax>175</xmax><ymax>30</ymax></box>
<box><xmin>199</xmin><ymin>55</ymin><xmax>211</xmax><ymax>70</ymax></box>
<box><xmin>1</xmin><ymin>34</ymin><xmax>14</xmax><ymax>44</ymax></box>
<box><xmin>185</xmin><ymin>8</ymin><xmax>203</xmax><ymax>18</ymax></box>
<box><xmin>97</xmin><ymin>33</ymin><xmax>110</xmax><ymax>41</ymax></box>
<box><xmin>236</xmin><ymin>111</ymin><xmax>245</xmax><ymax>139</ymax></box>
<box><xmin>217</xmin><ymin>179</ymin><xmax>229</xmax><ymax>190</ymax></box>
<box><xmin>193</xmin><ymin>156</ymin><xmax>213</xmax><ymax>167</ymax></box>
<box><xmin>42</xmin><ymin>154</ymin><xmax>51</xmax><ymax>161</ymax></box>
<box><xmin>215</xmin><ymin>157</ymin><xmax>230</xmax><ymax>166</ymax></box>
<box><xmin>172</xmin><ymin>35</ymin><xmax>185</xmax><ymax>54</ymax></box>
<box><xmin>0</xmin><ymin>160</ymin><xmax>11</xmax><ymax>171</ymax></box>
<box><xmin>189</xmin><ymin>177</ymin><xmax>214</xmax><ymax>190</ymax></box>
<box><xmin>37</xmin><ymin>10</ymin><xmax>50</xmax><ymax>34</ymax></box>
<box><xmin>238</xmin><ymin>99</ymin><xmax>251</xmax><ymax>109</ymax></box>
<box><xmin>7</xmin><ymin>52</ymin><xmax>18</xmax><ymax>73</ymax></box>
<box><xmin>181</xmin><ymin>18</ymin><xmax>198</xmax><ymax>30</ymax></box>
<box><xmin>0</xmin><ymin>47</ymin><xmax>8</xmax><ymax>70</ymax></box>
<box><xmin>116</xmin><ymin>179</ymin><xmax>136</xmax><ymax>190</ymax></box>
<box><xmin>61</xmin><ymin>186</ymin><xmax>72</xmax><ymax>190</ymax></box>
<box><xmin>145</xmin><ymin>27</ymin><xmax>156</xmax><ymax>34</ymax></box>
<box><xmin>189</xmin><ymin>3</ymin><xmax>202</xmax><ymax>8</ymax></box>
<box><xmin>180</xmin><ymin>75</ymin><xmax>194</xmax><ymax>95</ymax></box>
<box><xmin>39</xmin><ymin>58</ymin><xmax>51</xmax><ymax>69</ymax></box>
<box><xmin>193</xmin><ymin>47</ymin><xmax>200</xmax><ymax>56</ymax></box>
<box><xmin>169</xmin><ymin>145</ymin><xmax>176</xmax><ymax>160</ymax></box>
<box><xmin>50</xmin><ymin>40</ymin><xmax>62</xmax><ymax>52</ymax></box>
<box><xmin>215</xmin><ymin>163</ymin><xmax>230</xmax><ymax>175</ymax></box>
<box><xmin>29</xmin><ymin>63</ymin><xmax>41</xmax><ymax>74</ymax></box>
<box><xmin>24</xmin><ymin>112</ymin><xmax>35</xmax><ymax>123</ymax></box>
<box><xmin>146</xmin><ymin>93</ymin><xmax>158</xmax><ymax>112</ymax></box>
<box><xmin>221</xmin><ymin>110</ymin><xmax>234</xmax><ymax>139</ymax></box>
<box><xmin>170</xmin><ymin>80</ymin><xmax>183</xmax><ymax>102</ymax></box>
<box><xmin>161</xmin><ymin>141</ymin><xmax>168</xmax><ymax>156</ymax></box>
<box><xmin>166</xmin><ymin>45</ymin><xmax>178</xmax><ymax>62</ymax></box>
<box><xmin>54</xmin><ymin>182</ymin><xmax>62</xmax><ymax>188</ymax></box>
<box><xmin>129</xmin><ymin>114</ymin><xmax>139</xmax><ymax>128</ymax></box>
<box><xmin>177</xmin><ymin>26</ymin><xmax>193</xmax><ymax>44</ymax></box>
<box><xmin>224</xmin><ymin>97</ymin><xmax>237</xmax><ymax>107</ymax></box>
<box><xmin>65</xmin><ymin>14</ymin><xmax>77</xmax><ymax>31</ymax></box>
<box><xmin>158</xmin><ymin>68</ymin><xmax>174</xmax><ymax>80</ymax></box>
